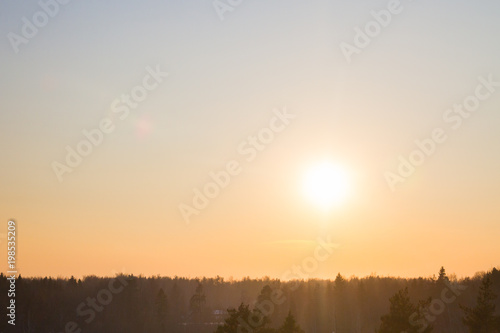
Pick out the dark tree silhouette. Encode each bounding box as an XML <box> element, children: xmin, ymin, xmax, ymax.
<box><xmin>333</xmin><ymin>273</ymin><xmax>351</xmax><ymax>332</ymax></box>
<box><xmin>215</xmin><ymin>303</ymin><xmax>254</xmax><ymax>333</ymax></box>
<box><xmin>431</xmin><ymin>266</ymin><xmax>457</xmax><ymax>332</ymax></box>
<box><xmin>254</xmin><ymin>285</ymin><xmax>274</xmax><ymax>328</ymax></box>
<box><xmin>189</xmin><ymin>282</ymin><xmax>207</xmax><ymax>323</ymax></box>
<box><xmin>279</xmin><ymin>311</ymin><xmax>304</xmax><ymax>333</ymax></box>
<box><xmin>377</xmin><ymin>287</ymin><xmax>433</xmax><ymax>333</ymax></box>
<box><xmin>437</xmin><ymin>267</ymin><xmax>449</xmax><ymax>284</ymax></box>
<box><xmin>461</xmin><ymin>276</ymin><xmax>500</xmax><ymax>333</ymax></box>
<box><xmin>155</xmin><ymin>288</ymin><xmax>168</xmax><ymax>332</ymax></box>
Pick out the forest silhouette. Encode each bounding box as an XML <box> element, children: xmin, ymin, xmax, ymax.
<box><xmin>2</xmin><ymin>267</ymin><xmax>499</xmax><ymax>333</ymax></box>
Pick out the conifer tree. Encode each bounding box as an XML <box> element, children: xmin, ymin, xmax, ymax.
<box><xmin>279</xmin><ymin>311</ymin><xmax>304</xmax><ymax>333</ymax></box>
<box><xmin>461</xmin><ymin>276</ymin><xmax>500</xmax><ymax>333</ymax></box>
<box><xmin>155</xmin><ymin>288</ymin><xmax>168</xmax><ymax>332</ymax></box>
<box><xmin>377</xmin><ymin>287</ymin><xmax>432</xmax><ymax>333</ymax></box>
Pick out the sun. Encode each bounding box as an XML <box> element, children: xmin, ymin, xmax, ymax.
<box><xmin>303</xmin><ymin>162</ymin><xmax>350</xmax><ymax>210</ymax></box>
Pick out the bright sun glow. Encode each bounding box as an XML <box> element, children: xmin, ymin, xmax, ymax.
<box><xmin>303</xmin><ymin>162</ymin><xmax>350</xmax><ymax>210</ymax></box>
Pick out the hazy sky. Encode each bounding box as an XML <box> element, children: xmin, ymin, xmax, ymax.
<box><xmin>1</xmin><ymin>0</ymin><xmax>499</xmax><ymax>280</ymax></box>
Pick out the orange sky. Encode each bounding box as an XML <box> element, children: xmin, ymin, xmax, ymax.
<box><xmin>1</xmin><ymin>0</ymin><xmax>499</xmax><ymax>280</ymax></box>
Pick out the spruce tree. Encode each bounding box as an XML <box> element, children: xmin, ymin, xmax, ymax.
<box><xmin>215</xmin><ymin>303</ymin><xmax>254</xmax><ymax>333</ymax></box>
<box><xmin>279</xmin><ymin>311</ymin><xmax>304</xmax><ymax>333</ymax></box>
<box><xmin>377</xmin><ymin>287</ymin><xmax>432</xmax><ymax>333</ymax></box>
<box><xmin>155</xmin><ymin>288</ymin><xmax>168</xmax><ymax>332</ymax></box>
<box><xmin>189</xmin><ymin>282</ymin><xmax>206</xmax><ymax>323</ymax></box>
<box><xmin>461</xmin><ymin>276</ymin><xmax>500</xmax><ymax>333</ymax></box>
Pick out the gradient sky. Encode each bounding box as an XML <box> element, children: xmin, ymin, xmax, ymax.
<box><xmin>1</xmin><ymin>0</ymin><xmax>499</xmax><ymax>280</ymax></box>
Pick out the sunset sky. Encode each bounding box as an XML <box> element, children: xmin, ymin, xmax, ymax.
<box><xmin>1</xmin><ymin>0</ymin><xmax>499</xmax><ymax>280</ymax></box>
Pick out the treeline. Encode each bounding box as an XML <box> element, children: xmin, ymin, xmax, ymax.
<box><xmin>1</xmin><ymin>267</ymin><xmax>499</xmax><ymax>333</ymax></box>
